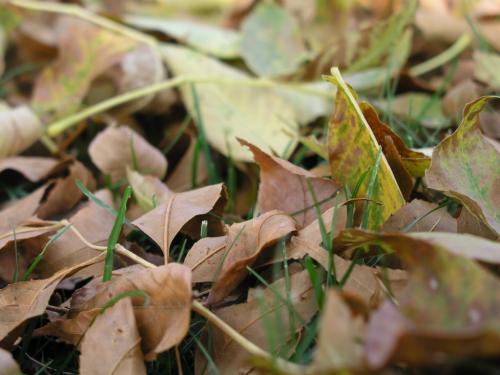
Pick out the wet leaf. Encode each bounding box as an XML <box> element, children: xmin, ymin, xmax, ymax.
<box><xmin>326</xmin><ymin>68</ymin><xmax>405</xmax><ymax>228</ymax></box>
<box><xmin>0</xmin><ymin>105</ymin><xmax>43</xmax><ymax>158</ymax></box>
<box><xmin>89</xmin><ymin>126</ymin><xmax>167</xmax><ymax>182</ymax></box>
<box><xmin>132</xmin><ymin>183</ymin><xmax>226</xmax><ymax>259</ymax></box>
<box><xmin>208</xmin><ymin>210</ymin><xmax>297</xmax><ymax>304</ymax></box>
<box><xmin>425</xmin><ymin>96</ymin><xmax>500</xmax><ymax>235</ymax></box>
<box><xmin>240</xmin><ymin>139</ymin><xmax>342</xmax><ymax>228</ymax></box>
<box><xmin>240</xmin><ymin>2</ymin><xmax>309</xmax><ymax>77</ymax></box>
<box><xmin>80</xmin><ymin>298</ymin><xmax>146</xmax><ymax>375</ymax></box>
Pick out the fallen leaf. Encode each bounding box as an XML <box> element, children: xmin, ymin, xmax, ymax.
<box><xmin>127</xmin><ymin>168</ymin><xmax>172</xmax><ymax>212</ymax></box>
<box><xmin>474</xmin><ymin>51</ymin><xmax>500</xmax><ymax>90</ymax></box>
<box><xmin>31</xmin><ymin>17</ymin><xmax>136</xmax><ymax>118</ymax></box>
<box><xmin>0</xmin><ymin>157</ymin><xmax>58</xmax><ymax>182</ymax></box>
<box><xmin>126</xmin><ymin>15</ymin><xmax>241</xmax><ymax>59</ymax></box>
<box><xmin>89</xmin><ymin>125</ymin><xmax>167</xmax><ymax>182</ymax></box>
<box><xmin>39</xmin><ymin>264</ymin><xmax>192</xmax><ymax>361</ymax></box>
<box><xmin>240</xmin><ymin>139</ymin><xmax>342</xmax><ymax>228</ymax></box>
<box><xmin>207</xmin><ymin>210</ymin><xmax>297</xmax><ymax>304</ymax></box>
<box><xmin>0</xmin><ymin>348</ymin><xmax>21</xmax><ymax>375</ymax></box>
<box><xmin>0</xmin><ymin>105</ymin><xmax>43</xmax><ymax>158</ymax></box>
<box><xmin>382</xmin><ymin>199</ymin><xmax>457</xmax><ymax>233</ymax></box>
<box><xmin>240</xmin><ymin>2</ymin><xmax>309</xmax><ymax>77</ymax></box>
<box><xmin>326</xmin><ymin>68</ymin><xmax>405</xmax><ymax>228</ymax></box>
<box><xmin>457</xmin><ymin>207</ymin><xmax>498</xmax><ymax>241</ymax></box>
<box><xmin>133</xmin><ymin>183</ymin><xmax>226</xmax><ymax>259</ymax></box>
<box><xmin>425</xmin><ymin>96</ymin><xmax>500</xmax><ymax>235</ymax></box>
<box><xmin>0</xmin><ymin>254</ymin><xmax>103</xmax><ymax>345</ymax></box>
<box><xmin>184</xmin><ymin>236</ymin><xmax>226</xmax><ymax>283</ymax></box>
<box><xmin>80</xmin><ymin>298</ymin><xmax>146</xmax><ymax>375</ymax></box>
<box><xmin>161</xmin><ymin>44</ymin><xmax>299</xmax><ymax>161</ymax></box>
<box><xmin>199</xmin><ymin>269</ymin><xmax>317</xmax><ymax>374</ymax></box>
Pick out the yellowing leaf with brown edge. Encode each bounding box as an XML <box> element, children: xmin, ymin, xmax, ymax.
<box><xmin>0</xmin><ymin>254</ymin><xmax>103</xmax><ymax>345</ymax></box>
<box><xmin>0</xmin><ymin>348</ymin><xmax>21</xmax><ymax>375</ymax></box>
<box><xmin>133</xmin><ymin>183</ymin><xmax>226</xmax><ymax>260</ymax></box>
<box><xmin>89</xmin><ymin>126</ymin><xmax>167</xmax><ymax>182</ymax></box>
<box><xmin>198</xmin><ymin>269</ymin><xmax>317</xmax><ymax>375</ymax></box>
<box><xmin>239</xmin><ymin>138</ymin><xmax>343</xmax><ymax>228</ymax></box>
<box><xmin>326</xmin><ymin>67</ymin><xmax>404</xmax><ymax>229</ymax></box>
<box><xmin>31</xmin><ymin>17</ymin><xmax>136</xmax><ymax>118</ymax></box>
<box><xmin>80</xmin><ymin>298</ymin><xmax>146</xmax><ymax>375</ymax></box>
<box><xmin>0</xmin><ymin>105</ymin><xmax>43</xmax><ymax>158</ymax></box>
<box><xmin>358</xmin><ymin>233</ymin><xmax>500</xmax><ymax>368</ymax></box>
<box><xmin>207</xmin><ymin>210</ymin><xmax>297</xmax><ymax>304</ymax></box>
<box><xmin>38</xmin><ymin>264</ymin><xmax>192</xmax><ymax>361</ymax></box>
<box><xmin>425</xmin><ymin>96</ymin><xmax>500</xmax><ymax>235</ymax></box>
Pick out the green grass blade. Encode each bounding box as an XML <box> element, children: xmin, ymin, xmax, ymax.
<box><xmin>100</xmin><ymin>290</ymin><xmax>150</xmax><ymax>313</ymax></box>
<box><xmin>360</xmin><ymin>147</ymin><xmax>383</xmax><ymax>230</ymax></box>
<box><xmin>103</xmin><ymin>186</ymin><xmax>132</xmax><ymax>282</ymax></box>
<box><xmin>304</xmin><ymin>256</ymin><xmax>324</xmax><ymax>309</ymax></box>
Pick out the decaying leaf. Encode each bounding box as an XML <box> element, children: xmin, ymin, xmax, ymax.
<box><xmin>0</xmin><ymin>348</ymin><xmax>21</xmax><ymax>375</ymax></box>
<box><xmin>207</xmin><ymin>210</ymin><xmax>297</xmax><ymax>304</ymax></box>
<box><xmin>326</xmin><ymin>68</ymin><xmax>405</xmax><ymax>228</ymax></box>
<box><xmin>89</xmin><ymin>125</ymin><xmax>167</xmax><ymax>182</ymax></box>
<box><xmin>38</xmin><ymin>264</ymin><xmax>192</xmax><ymax>361</ymax></box>
<box><xmin>199</xmin><ymin>269</ymin><xmax>317</xmax><ymax>374</ymax></box>
<box><xmin>133</xmin><ymin>183</ymin><xmax>226</xmax><ymax>259</ymax></box>
<box><xmin>425</xmin><ymin>96</ymin><xmax>500</xmax><ymax>235</ymax></box>
<box><xmin>0</xmin><ymin>105</ymin><xmax>43</xmax><ymax>158</ymax></box>
<box><xmin>31</xmin><ymin>17</ymin><xmax>136</xmax><ymax>117</ymax></box>
<box><xmin>240</xmin><ymin>139</ymin><xmax>342</xmax><ymax>228</ymax></box>
<box><xmin>0</xmin><ymin>255</ymin><xmax>103</xmax><ymax>345</ymax></box>
<box><xmin>240</xmin><ymin>2</ymin><xmax>309</xmax><ymax>77</ymax></box>
<box><xmin>80</xmin><ymin>298</ymin><xmax>146</xmax><ymax>375</ymax></box>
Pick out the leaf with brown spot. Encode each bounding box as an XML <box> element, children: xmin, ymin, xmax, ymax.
<box><xmin>0</xmin><ymin>105</ymin><xmax>43</xmax><ymax>158</ymax></box>
<box><xmin>425</xmin><ymin>96</ymin><xmax>500</xmax><ymax>235</ymax></box>
<box><xmin>133</xmin><ymin>183</ymin><xmax>226</xmax><ymax>260</ymax></box>
<box><xmin>382</xmin><ymin>199</ymin><xmax>457</xmax><ymax>233</ymax></box>
<box><xmin>198</xmin><ymin>269</ymin><xmax>317</xmax><ymax>374</ymax></box>
<box><xmin>207</xmin><ymin>210</ymin><xmax>297</xmax><ymax>304</ymax></box>
<box><xmin>80</xmin><ymin>298</ymin><xmax>146</xmax><ymax>375</ymax></box>
<box><xmin>239</xmin><ymin>138</ymin><xmax>343</xmax><ymax>228</ymax></box>
<box><xmin>325</xmin><ymin>68</ymin><xmax>405</xmax><ymax>229</ymax></box>
<box><xmin>0</xmin><ymin>255</ymin><xmax>103</xmax><ymax>345</ymax></box>
<box><xmin>39</xmin><ymin>264</ymin><xmax>192</xmax><ymax>361</ymax></box>
<box><xmin>89</xmin><ymin>126</ymin><xmax>167</xmax><ymax>182</ymax></box>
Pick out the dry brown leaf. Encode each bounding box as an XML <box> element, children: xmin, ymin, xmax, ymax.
<box><xmin>0</xmin><ymin>157</ymin><xmax>58</xmax><ymax>182</ymax></box>
<box><xmin>0</xmin><ymin>348</ymin><xmax>21</xmax><ymax>375</ymax></box>
<box><xmin>198</xmin><ymin>269</ymin><xmax>317</xmax><ymax>374</ymax></box>
<box><xmin>133</xmin><ymin>183</ymin><xmax>226</xmax><ymax>259</ymax></box>
<box><xmin>38</xmin><ymin>264</ymin><xmax>192</xmax><ymax>361</ymax></box>
<box><xmin>38</xmin><ymin>190</ymin><xmax>116</xmax><ymax>278</ymax></box>
<box><xmin>89</xmin><ymin>126</ymin><xmax>167</xmax><ymax>182</ymax></box>
<box><xmin>382</xmin><ymin>199</ymin><xmax>457</xmax><ymax>233</ymax></box>
<box><xmin>184</xmin><ymin>236</ymin><xmax>227</xmax><ymax>283</ymax></box>
<box><xmin>80</xmin><ymin>298</ymin><xmax>146</xmax><ymax>375</ymax></box>
<box><xmin>0</xmin><ymin>254</ymin><xmax>103</xmax><ymax>346</ymax></box>
<box><xmin>458</xmin><ymin>207</ymin><xmax>498</xmax><ymax>241</ymax></box>
<box><xmin>207</xmin><ymin>210</ymin><xmax>297</xmax><ymax>304</ymax></box>
<box><xmin>127</xmin><ymin>168</ymin><xmax>172</xmax><ymax>212</ymax></box>
<box><xmin>0</xmin><ymin>105</ymin><xmax>43</xmax><ymax>158</ymax></box>
<box><xmin>239</xmin><ymin>138</ymin><xmax>342</xmax><ymax>228</ymax></box>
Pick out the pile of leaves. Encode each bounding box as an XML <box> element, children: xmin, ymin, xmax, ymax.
<box><xmin>0</xmin><ymin>0</ymin><xmax>499</xmax><ymax>374</ymax></box>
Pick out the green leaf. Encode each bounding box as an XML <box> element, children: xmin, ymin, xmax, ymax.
<box><xmin>426</xmin><ymin>96</ymin><xmax>500</xmax><ymax>235</ymax></box>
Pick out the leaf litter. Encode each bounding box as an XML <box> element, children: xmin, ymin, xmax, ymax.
<box><xmin>0</xmin><ymin>1</ymin><xmax>499</xmax><ymax>374</ymax></box>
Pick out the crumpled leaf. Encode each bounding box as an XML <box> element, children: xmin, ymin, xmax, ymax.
<box><xmin>382</xmin><ymin>199</ymin><xmax>457</xmax><ymax>233</ymax></box>
<box><xmin>37</xmin><ymin>264</ymin><xmax>192</xmax><ymax>361</ymax></box>
<box><xmin>0</xmin><ymin>157</ymin><xmax>58</xmax><ymax>182</ymax></box>
<box><xmin>198</xmin><ymin>269</ymin><xmax>317</xmax><ymax>374</ymax></box>
<box><xmin>326</xmin><ymin>68</ymin><xmax>405</xmax><ymax>228</ymax></box>
<box><xmin>0</xmin><ymin>105</ymin><xmax>43</xmax><ymax>158</ymax></box>
<box><xmin>0</xmin><ymin>348</ymin><xmax>21</xmax><ymax>375</ymax></box>
<box><xmin>239</xmin><ymin>138</ymin><xmax>343</xmax><ymax>228</ymax></box>
<box><xmin>80</xmin><ymin>298</ymin><xmax>146</xmax><ymax>375</ymax></box>
<box><xmin>240</xmin><ymin>2</ymin><xmax>309</xmax><ymax>77</ymax></box>
<box><xmin>207</xmin><ymin>210</ymin><xmax>297</xmax><ymax>304</ymax></box>
<box><xmin>89</xmin><ymin>126</ymin><xmax>167</xmax><ymax>182</ymax></box>
<box><xmin>425</xmin><ymin>96</ymin><xmax>500</xmax><ymax>235</ymax></box>
<box><xmin>133</xmin><ymin>183</ymin><xmax>226</xmax><ymax>259</ymax></box>
<box><xmin>0</xmin><ymin>255</ymin><xmax>103</xmax><ymax>345</ymax></box>
<box><xmin>359</xmin><ymin>233</ymin><xmax>500</xmax><ymax>368</ymax></box>
<box><xmin>161</xmin><ymin>44</ymin><xmax>299</xmax><ymax>161</ymax></box>
<box><xmin>31</xmin><ymin>17</ymin><xmax>136</xmax><ymax>118</ymax></box>
<box><xmin>126</xmin><ymin>15</ymin><xmax>241</xmax><ymax>59</ymax></box>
